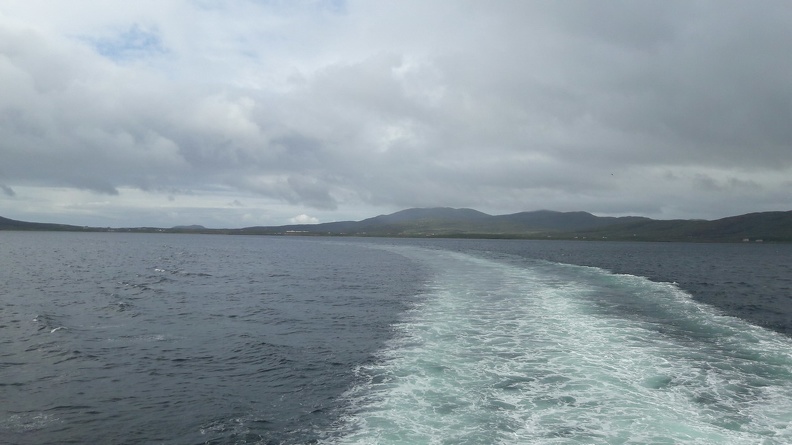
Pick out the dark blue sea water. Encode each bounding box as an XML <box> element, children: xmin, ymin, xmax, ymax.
<box><xmin>1</xmin><ymin>233</ymin><xmax>791</xmax><ymax>444</ymax></box>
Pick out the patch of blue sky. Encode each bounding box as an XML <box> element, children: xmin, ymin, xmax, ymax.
<box><xmin>309</xmin><ymin>0</ymin><xmax>346</xmax><ymax>14</ymax></box>
<box><xmin>91</xmin><ymin>24</ymin><xmax>167</xmax><ymax>62</ymax></box>
<box><xmin>246</xmin><ymin>0</ymin><xmax>347</xmax><ymax>14</ymax></box>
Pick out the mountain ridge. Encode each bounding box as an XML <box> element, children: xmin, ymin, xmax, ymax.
<box><xmin>2</xmin><ymin>208</ymin><xmax>791</xmax><ymax>242</ymax></box>
<box><xmin>238</xmin><ymin>208</ymin><xmax>792</xmax><ymax>242</ymax></box>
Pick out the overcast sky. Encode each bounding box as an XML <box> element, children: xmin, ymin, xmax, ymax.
<box><xmin>1</xmin><ymin>1</ymin><xmax>791</xmax><ymax>228</ymax></box>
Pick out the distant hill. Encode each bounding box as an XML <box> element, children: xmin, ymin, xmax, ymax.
<box><xmin>239</xmin><ymin>207</ymin><xmax>792</xmax><ymax>242</ymax></box>
<box><xmin>2</xmin><ymin>208</ymin><xmax>791</xmax><ymax>242</ymax></box>
<box><xmin>171</xmin><ymin>225</ymin><xmax>207</xmax><ymax>231</ymax></box>
<box><xmin>488</xmin><ymin>210</ymin><xmax>650</xmax><ymax>233</ymax></box>
<box><xmin>573</xmin><ymin>211</ymin><xmax>792</xmax><ymax>242</ymax></box>
<box><xmin>0</xmin><ymin>216</ymin><xmax>86</xmax><ymax>232</ymax></box>
<box><xmin>363</xmin><ymin>207</ymin><xmax>491</xmax><ymax>224</ymax></box>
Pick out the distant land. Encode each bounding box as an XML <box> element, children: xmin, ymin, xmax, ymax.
<box><xmin>2</xmin><ymin>208</ymin><xmax>791</xmax><ymax>242</ymax></box>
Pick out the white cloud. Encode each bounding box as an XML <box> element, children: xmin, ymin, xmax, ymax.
<box><xmin>290</xmin><ymin>214</ymin><xmax>319</xmax><ymax>224</ymax></box>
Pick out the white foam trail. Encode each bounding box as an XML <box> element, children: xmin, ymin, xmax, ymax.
<box><xmin>330</xmin><ymin>247</ymin><xmax>792</xmax><ymax>445</ymax></box>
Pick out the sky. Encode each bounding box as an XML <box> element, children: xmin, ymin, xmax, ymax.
<box><xmin>1</xmin><ymin>0</ymin><xmax>791</xmax><ymax>228</ymax></box>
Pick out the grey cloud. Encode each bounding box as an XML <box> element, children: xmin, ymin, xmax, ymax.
<box><xmin>230</xmin><ymin>173</ymin><xmax>338</xmax><ymax>210</ymax></box>
<box><xmin>1</xmin><ymin>1</ymin><xmax>790</xmax><ymax>225</ymax></box>
<box><xmin>1</xmin><ymin>184</ymin><xmax>15</xmax><ymax>197</ymax></box>
<box><xmin>419</xmin><ymin>1</ymin><xmax>792</xmax><ymax>171</ymax></box>
<box><xmin>287</xmin><ymin>175</ymin><xmax>338</xmax><ymax>210</ymax></box>
<box><xmin>66</xmin><ymin>177</ymin><xmax>120</xmax><ymax>195</ymax></box>
<box><xmin>269</xmin><ymin>134</ymin><xmax>327</xmax><ymax>169</ymax></box>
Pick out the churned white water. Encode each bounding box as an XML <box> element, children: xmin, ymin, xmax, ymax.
<box><xmin>332</xmin><ymin>247</ymin><xmax>792</xmax><ymax>444</ymax></box>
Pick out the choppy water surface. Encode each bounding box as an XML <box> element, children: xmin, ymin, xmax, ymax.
<box><xmin>1</xmin><ymin>233</ymin><xmax>791</xmax><ymax>444</ymax></box>
<box><xmin>1</xmin><ymin>233</ymin><xmax>425</xmax><ymax>444</ymax></box>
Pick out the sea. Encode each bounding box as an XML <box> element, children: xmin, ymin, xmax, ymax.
<box><xmin>1</xmin><ymin>232</ymin><xmax>791</xmax><ymax>444</ymax></box>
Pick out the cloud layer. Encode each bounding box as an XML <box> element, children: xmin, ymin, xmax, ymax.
<box><xmin>1</xmin><ymin>1</ymin><xmax>791</xmax><ymax>227</ymax></box>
